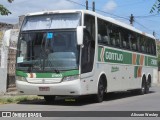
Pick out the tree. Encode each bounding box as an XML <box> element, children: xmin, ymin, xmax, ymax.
<box><xmin>0</xmin><ymin>0</ymin><xmax>13</xmax><ymax>16</ymax></box>
<box><xmin>150</xmin><ymin>0</ymin><xmax>160</xmax><ymax>13</ymax></box>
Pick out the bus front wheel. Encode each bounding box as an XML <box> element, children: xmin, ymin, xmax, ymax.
<box><xmin>94</xmin><ymin>78</ymin><xmax>105</xmax><ymax>103</ymax></box>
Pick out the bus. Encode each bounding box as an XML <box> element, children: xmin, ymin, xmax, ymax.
<box><xmin>16</xmin><ymin>10</ymin><xmax>158</xmax><ymax>103</ymax></box>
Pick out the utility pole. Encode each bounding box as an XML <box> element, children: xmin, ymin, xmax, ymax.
<box><xmin>86</xmin><ymin>0</ymin><xmax>88</xmax><ymax>10</ymax></box>
<box><xmin>130</xmin><ymin>14</ymin><xmax>134</xmax><ymax>26</ymax></box>
<box><xmin>153</xmin><ymin>31</ymin><xmax>156</xmax><ymax>37</ymax></box>
<box><xmin>92</xmin><ymin>1</ymin><xmax>95</xmax><ymax>12</ymax></box>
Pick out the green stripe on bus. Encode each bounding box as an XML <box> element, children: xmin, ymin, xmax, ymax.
<box><xmin>136</xmin><ymin>54</ymin><xmax>140</xmax><ymax>65</ymax></box>
<box><xmin>104</xmin><ymin>48</ymin><xmax>123</xmax><ymax>64</ymax></box>
<box><xmin>148</xmin><ymin>56</ymin><xmax>157</xmax><ymax>67</ymax></box>
<box><xmin>16</xmin><ymin>71</ymin><xmax>28</xmax><ymax>77</ymax></box>
<box><xmin>145</xmin><ymin>56</ymin><xmax>148</xmax><ymax>66</ymax></box>
<box><xmin>16</xmin><ymin>70</ymin><xmax>79</xmax><ymax>78</ymax></box>
<box><xmin>63</xmin><ymin>70</ymin><xmax>79</xmax><ymax>77</ymax></box>
<box><xmin>98</xmin><ymin>47</ymin><xmax>102</xmax><ymax>62</ymax></box>
<box><xmin>98</xmin><ymin>46</ymin><xmax>157</xmax><ymax>67</ymax></box>
<box><xmin>123</xmin><ymin>52</ymin><xmax>132</xmax><ymax>64</ymax></box>
<box><xmin>134</xmin><ymin>66</ymin><xmax>138</xmax><ymax>78</ymax></box>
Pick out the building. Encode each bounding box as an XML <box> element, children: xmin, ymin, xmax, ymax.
<box><xmin>7</xmin><ymin>29</ymin><xmax>19</xmax><ymax>90</ymax></box>
<box><xmin>0</xmin><ymin>22</ymin><xmax>13</xmax><ymax>94</ymax></box>
<box><xmin>0</xmin><ymin>16</ymin><xmax>24</xmax><ymax>92</ymax></box>
<box><xmin>0</xmin><ymin>22</ymin><xmax>15</xmax><ymax>93</ymax></box>
<box><xmin>0</xmin><ymin>22</ymin><xmax>13</xmax><ymax>30</ymax></box>
<box><xmin>0</xmin><ymin>22</ymin><xmax>13</xmax><ymax>46</ymax></box>
<box><xmin>0</xmin><ymin>22</ymin><xmax>11</xmax><ymax>44</ymax></box>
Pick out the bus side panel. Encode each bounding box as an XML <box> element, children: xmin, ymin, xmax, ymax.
<box><xmin>142</xmin><ymin>67</ymin><xmax>158</xmax><ymax>86</ymax></box>
<box><xmin>152</xmin><ymin>68</ymin><xmax>158</xmax><ymax>85</ymax></box>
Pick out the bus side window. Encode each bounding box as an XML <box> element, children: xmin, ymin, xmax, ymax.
<box><xmin>146</xmin><ymin>39</ymin><xmax>152</xmax><ymax>54</ymax></box>
<box><xmin>108</xmin><ymin>24</ymin><xmax>121</xmax><ymax>48</ymax></box>
<box><xmin>84</xmin><ymin>14</ymin><xmax>95</xmax><ymax>42</ymax></box>
<box><xmin>98</xmin><ymin>18</ymin><xmax>110</xmax><ymax>45</ymax></box>
<box><xmin>151</xmin><ymin>42</ymin><xmax>155</xmax><ymax>55</ymax></box>
<box><xmin>137</xmin><ymin>35</ymin><xmax>141</xmax><ymax>52</ymax></box>
<box><xmin>81</xmin><ymin>29</ymin><xmax>95</xmax><ymax>73</ymax></box>
<box><xmin>121</xmin><ymin>28</ymin><xmax>129</xmax><ymax>50</ymax></box>
<box><xmin>82</xmin><ymin>14</ymin><xmax>95</xmax><ymax>74</ymax></box>
<box><xmin>130</xmin><ymin>33</ymin><xmax>137</xmax><ymax>51</ymax></box>
<box><xmin>116</xmin><ymin>30</ymin><xmax>120</xmax><ymax>47</ymax></box>
<box><xmin>142</xmin><ymin>37</ymin><xmax>146</xmax><ymax>53</ymax></box>
<box><xmin>109</xmin><ymin>32</ymin><xmax>115</xmax><ymax>46</ymax></box>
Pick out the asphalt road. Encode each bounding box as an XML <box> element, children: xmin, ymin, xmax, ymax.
<box><xmin>0</xmin><ymin>86</ymin><xmax>160</xmax><ymax>120</ymax></box>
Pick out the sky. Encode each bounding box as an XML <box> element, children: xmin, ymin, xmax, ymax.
<box><xmin>0</xmin><ymin>0</ymin><xmax>160</xmax><ymax>38</ymax></box>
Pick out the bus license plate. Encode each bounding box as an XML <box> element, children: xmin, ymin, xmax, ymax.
<box><xmin>39</xmin><ymin>87</ymin><xmax>50</xmax><ymax>91</ymax></box>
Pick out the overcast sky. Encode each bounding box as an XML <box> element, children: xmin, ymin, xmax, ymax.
<box><xmin>0</xmin><ymin>0</ymin><xmax>160</xmax><ymax>38</ymax></box>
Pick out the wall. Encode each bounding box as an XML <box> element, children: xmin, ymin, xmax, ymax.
<box><xmin>0</xmin><ymin>31</ymin><xmax>4</xmax><ymax>46</ymax></box>
<box><xmin>158</xmin><ymin>72</ymin><xmax>160</xmax><ymax>84</ymax></box>
<box><xmin>0</xmin><ymin>68</ymin><xmax>7</xmax><ymax>94</ymax></box>
<box><xmin>0</xmin><ymin>23</ymin><xmax>15</xmax><ymax>93</ymax></box>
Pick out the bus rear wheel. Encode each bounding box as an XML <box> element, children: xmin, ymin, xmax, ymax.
<box><xmin>94</xmin><ymin>78</ymin><xmax>105</xmax><ymax>103</ymax></box>
<box><xmin>138</xmin><ymin>77</ymin><xmax>148</xmax><ymax>95</ymax></box>
<box><xmin>138</xmin><ymin>80</ymin><xmax>145</xmax><ymax>95</ymax></box>
<box><xmin>145</xmin><ymin>80</ymin><xmax>150</xmax><ymax>94</ymax></box>
<box><xmin>44</xmin><ymin>96</ymin><xmax>55</xmax><ymax>103</ymax></box>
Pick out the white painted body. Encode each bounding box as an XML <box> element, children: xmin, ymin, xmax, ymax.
<box><xmin>16</xmin><ymin>10</ymin><xmax>158</xmax><ymax>96</ymax></box>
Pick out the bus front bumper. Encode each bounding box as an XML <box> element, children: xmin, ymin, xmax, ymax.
<box><xmin>16</xmin><ymin>80</ymin><xmax>81</xmax><ymax>96</ymax></box>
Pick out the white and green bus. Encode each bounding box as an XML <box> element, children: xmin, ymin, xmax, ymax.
<box><xmin>16</xmin><ymin>10</ymin><xmax>158</xmax><ymax>103</ymax></box>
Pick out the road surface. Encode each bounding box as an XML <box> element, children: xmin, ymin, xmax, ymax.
<box><xmin>0</xmin><ymin>86</ymin><xmax>160</xmax><ymax>120</ymax></box>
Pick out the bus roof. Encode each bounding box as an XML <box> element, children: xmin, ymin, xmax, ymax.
<box><xmin>26</xmin><ymin>9</ymin><xmax>155</xmax><ymax>40</ymax></box>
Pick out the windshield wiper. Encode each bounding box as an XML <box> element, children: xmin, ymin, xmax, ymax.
<box><xmin>17</xmin><ymin>62</ymin><xmax>34</xmax><ymax>73</ymax></box>
<box><xmin>40</xmin><ymin>49</ymin><xmax>60</xmax><ymax>74</ymax></box>
<box><xmin>17</xmin><ymin>56</ymin><xmax>43</xmax><ymax>72</ymax></box>
<box><xmin>46</xmin><ymin>59</ymin><xmax>60</xmax><ymax>73</ymax></box>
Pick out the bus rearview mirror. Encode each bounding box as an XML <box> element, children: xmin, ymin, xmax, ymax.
<box><xmin>77</xmin><ymin>26</ymin><xmax>86</xmax><ymax>45</ymax></box>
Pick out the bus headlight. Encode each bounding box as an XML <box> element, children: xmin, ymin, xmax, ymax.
<box><xmin>62</xmin><ymin>75</ymin><xmax>79</xmax><ymax>82</ymax></box>
<box><xmin>16</xmin><ymin>76</ymin><xmax>27</xmax><ymax>82</ymax></box>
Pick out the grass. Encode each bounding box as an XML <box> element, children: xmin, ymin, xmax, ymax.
<box><xmin>0</xmin><ymin>96</ymin><xmax>42</xmax><ymax>104</ymax></box>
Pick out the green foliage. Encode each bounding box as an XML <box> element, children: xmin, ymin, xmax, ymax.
<box><xmin>0</xmin><ymin>0</ymin><xmax>13</xmax><ymax>16</ymax></box>
<box><xmin>150</xmin><ymin>0</ymin><xmax>160</xmax><ymax>13</ymax></box>
<box><xmin>0</xmin><ymin>96</ymin><xmax>42</xmax><ymax>104</ymax></box>
<box><xmin>0</xmin><ymin>5</ymin><xmax>11</xmax><ymax>15</ymax></box>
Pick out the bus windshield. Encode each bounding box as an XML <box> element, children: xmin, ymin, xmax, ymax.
<box><xmin>16</xmin><ymin>31</ymin><xmax>79</xmax><ymax>72</ymax></box>
<box><xmin>22</xmin><ymin>13</ymin><xmax>81</xmax><ymax>30</ymax></box>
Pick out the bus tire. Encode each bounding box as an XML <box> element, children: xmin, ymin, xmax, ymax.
<box><xmin>145</xmin><ymin>81</ymin><xmax>149</xmax><ymax>94</ymax></box>
<box><xmin>44</xmin><ymin>96</ymin><xmax>55</xmax><ymax>103</ymax></box>
<box><xmin>138</xmin><ymin>77</ymin><xmax>146</xmax><ymax>95</ymax></box>
<box><xmin>94</xmin><ymin>77</ymin><xmax>105</xmax><ymax>103</ymax></box>
<box><xmin>145</xmin><ymin>80</ymin><xmax>150</xmax><ymax>94</ymax></box>
<box><xmin>145</xmin><ymin>75</ymin><xmax>151</xmax><ymax>94</ymax></box>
